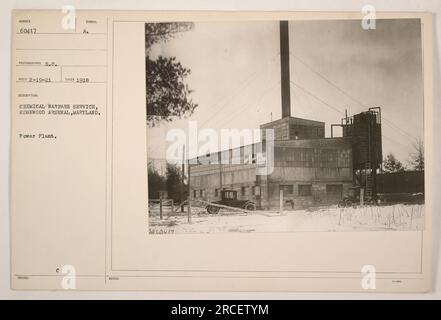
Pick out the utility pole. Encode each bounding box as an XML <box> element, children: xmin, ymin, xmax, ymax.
<box><xmin>181</xmin><ymin>145</ymin><xmax>185</xmax><ymax>212</ymax></box>
<box><xmin>159</xmin><ymin>194</ymin><xmax>163</xmax><ymax>220</ymax></box>
<box><xmin>218</xmin><ymin>151</ymin><xmax>223</xmax><ymax>192</ymax></box>
<box><xmin>187</xmin><ymin>159</ymin><xmax>192</xmax><ymax>224</ymax></box>
<box><xmin>279</xmin><ymin>189</ymin><xmax>284</xmax><ymax>215</ymax></box>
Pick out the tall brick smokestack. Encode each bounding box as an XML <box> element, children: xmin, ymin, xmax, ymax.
<box><xmin>280</xmin><ymin>21</ymin><xmax>291</xmax><ymax>118</ymax></box>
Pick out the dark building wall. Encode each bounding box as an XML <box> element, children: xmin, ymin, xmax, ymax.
<box><xmin>377</xmin><ymin>171</ymin><xmax>424</xmax><ymax>194</ymax></box>
<box><xmin>264</xmin><ymin>181</ymin><xmax>352</xmax><ymax>209</ymax></box>
<box><xmin>342</xmin><ymin>110</ymin><xmax>382</xmax><ymax>170</ymax></box>
<box><xmin>189</xmin><ymin>137</ymin><xmax>353</xmax><ymax>209</ymax></box>
<box><xmin>271</xmin><ymin>138</ymin><xmax>352</xmax><ymax>178</ymax></box>
<box><xmin>262</xmin><ymin>138</ymin><xmax>353</xmax><ymax>209</ymax></box>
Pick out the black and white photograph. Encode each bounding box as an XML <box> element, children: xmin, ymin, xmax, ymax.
<box><xmin>3</xmin><ymin>3</ymin><xmax>438</xmax><ymax>296</ymax></box>
<box><xmin>146</xmin><ymin>19</ymin><xmax>425</xmax><ymax>234</ymax></box>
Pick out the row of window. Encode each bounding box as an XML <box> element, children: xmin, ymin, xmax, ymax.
<box><xmin>279</xmin><ymin>184</ymin><xmax>312</xmax><ymax>196</ymax></box>
<box><xmin>279</xmin><ymin>184</ymin><xmax>343</xmax><ymax>196</ymax></box>
<box><xmin>193</xmin><ymin>189</ymin><xmax>204</xmax><ymax>198</ymax></box>
<box><xmin>195</xmin><ymin>146</ymin><xmax>258</xmax><ymax>165</ymax></box>
<box><xmin>274</xmin><ymin>147</ymin><xmax>351</xmax><ymax>168</ymax></box>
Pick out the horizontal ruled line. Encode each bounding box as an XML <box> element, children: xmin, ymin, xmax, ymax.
<box><xmin>16</xmin><ymin>32</ymin><xmax>106</xmax><ymax>35</ymax></box>
<box><xmin>14</xmin><ymin>274</ymin><xmax>425</xmax><ymax>280</ymax></box>
<box><xmin>16</xmin><ymin>81</ymin><xmax>106</xmax><ymax>83</ymax></box>
<box><xmin>15</xmin><ymin>48</ymin><xmax>106</xmax><ymax>51</ymax></box>
<box><xmin>15</xmin><ymin>65</ymin><xmax>107</xmax><ymax>67</ymax></box>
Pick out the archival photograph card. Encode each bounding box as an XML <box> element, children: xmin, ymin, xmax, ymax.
<box><xmin>10</xmin><ymin>10</ymin><xmax>433</xmax><ymax>292</ymax></box>
<box><xmin>146</xmin><ymin>19</ymin><xmax>426</xmax><ymax>235</ymax></box>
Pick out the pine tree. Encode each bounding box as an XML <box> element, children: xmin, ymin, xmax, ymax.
<box><xmin>145</xmin><ymin>23</ymin><xmax>197</xmax><ymax>126</ymax></box>
<box><xmin>383</xmin><ymin>153</ymin><xmax>405</xmax><ymax>173</ymax></box>
<box><xmin>165</xmin><ymin>163</ymin><xmax>184</xmax><ymax>202</ymax></box>
<box><xmin>147</xmin><ymin>163</ymin><xmax>166</xmax><ymax>199</ymax></box>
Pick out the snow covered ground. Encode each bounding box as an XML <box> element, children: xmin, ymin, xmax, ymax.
<box><xmin>148</xmin><ymin>203</ymin><xmax>424</xmax><ymax>234</ymax></box>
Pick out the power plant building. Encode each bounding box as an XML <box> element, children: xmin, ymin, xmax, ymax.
<box><xmin>189</xmin><ymin>21</ymin><xmax>383</xmax><ymax>209</ymax></box>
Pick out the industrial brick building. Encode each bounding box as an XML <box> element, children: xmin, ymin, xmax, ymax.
<box><xmin>189</xmin><ymin>112</ymin><xmax>381</xmax><ymax>209</ymax></box>
<box><xmin>189</xmin><ymin>21</ymin><xmax>383</xmax><ymax>210</ymax></box>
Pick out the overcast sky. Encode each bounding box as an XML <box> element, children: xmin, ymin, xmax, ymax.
<box><xmin>147</xmin><ymin>19</ymin><xmax>423</xmax><ymax>165</ymax></box>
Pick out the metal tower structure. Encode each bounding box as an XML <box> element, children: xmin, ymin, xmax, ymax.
<box><xmin>332</xmin><ymin>107</ymin><xmax>383</xmax><ymax>199</ymax></box>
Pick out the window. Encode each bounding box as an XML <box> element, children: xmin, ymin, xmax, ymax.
<box><xmin>298</xmin><ymin>184</ymin><xmax>312</xmax><ymax>196</ymax></box>
<box><xmin>251</xmin><ymin>154</ymin><xmax>256</xmax><ymax>164</ymax></box>
<box><xmin>193</xmin><ymin>190</ymin><xmax>197</xmax><ymax>198</ymax></box>
<box><xmin>223</xmin><ymin>191</ymin><xmax>236</xmax><ymax>200</ymax></box>
<box><xmin>326</xmin><ymin>184</ymin><xmax>343</xmax><ymax>194</ymax></box>
<box><xmin>220</xmin><ymin>150</ymin><xmax>229</xmax><ymax>164</ymax></box>
<box><xmin>243</xmin><ymin>145</ymin><xmax>253</xmax><ymax>164</ymax></box>
<box><xmin>232</xmin><ymin>148</ymin><xmax>241</xmax><ymax>164</ymax></box>
<box><xmin>199</xmin><ymin>190</ymin><xmax>204</xmax><ymax>197</ymax></box>
<box><xmin>215</xmin><ymin>188</ymin><xmax>219</xmax><ymax>197</ymax></box>
<box><xmin>326</xmin><ymin>184</ymin><xmax>343</xmax><ymax>205</ymax></box>
<box><xmin>280</xmin><ymin>184</ymin><xmax>294</xmax><ymax>195</ymax></box>
<box><xmin>252</xmin><ymin>186</ymin><xmax>260</xmax><ymax>195</ymax></box>
<box><xmin>241</xmin><ymin>186</ymin><xmax>247</xmax><ymax>196</ymax></box>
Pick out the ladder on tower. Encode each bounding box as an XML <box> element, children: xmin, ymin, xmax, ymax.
<box><xmin>365</xmin><ymin>161</ymin><xmax>373</xmax><ymax>199</ymax></box>
<box><xmin>358</xmin><ymin>134</ymin><xmax>374</xmax><ymax>199</ymax></box>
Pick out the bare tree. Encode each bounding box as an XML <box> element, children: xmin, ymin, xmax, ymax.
<box><xmin>408</xmin><ymin>139</ymin><xmax>424</xmax><ymax>171</ymax></box>
<box><xmin>147</xmin><ymin>162</ymin><xmax>166</xmax><ymax>199</ymax></box>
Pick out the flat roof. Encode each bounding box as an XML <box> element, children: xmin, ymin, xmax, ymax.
<box><xmin>260</xmin><ymin>116</ymin><xmax>325</xmax><ymax>128</ymax></box>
